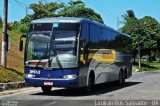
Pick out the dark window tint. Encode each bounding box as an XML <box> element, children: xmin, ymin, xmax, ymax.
<box><xmin>29</xmin><ymin>23</ymin><xmax>53</xmax><ymax>32</ymax></box>
<box><xmin>29</xmin><ymin>23</ymin><xmax>80</xmax><ymax>32</ymax></box>
<box><xmin>81</xmin><ymin>23</ymin><xmax>89</xmax><ymax>41</ymax></box>
<box><xmin>90</xmin><ymin>24</ymin><xmax>99</xmax><ymax>43</ymax></box>
<box><xmin>53</xmin><ymin>23</ymin><xmax>80</xmax><ymax>31</ymax></box>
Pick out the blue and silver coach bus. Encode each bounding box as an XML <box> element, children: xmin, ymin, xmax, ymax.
<box><xmin>19</xmin><ymin>17</ymin><xmax>132</xmax><ymax>93</ymax></box>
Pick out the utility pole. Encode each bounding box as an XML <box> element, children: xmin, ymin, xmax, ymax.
<box><xmin>1</xmin><ymin>0</ymin><xmax>8</xmax><ymax>67</ymax></box>
<box><xmin>15</xmin><ymin>0</ymin><xmax>28</xmax><ymax>16</ymax></box>
<box><xmin>138</xmin><ymin>41</ymin><xmax>141</xmax><ymax>69</ymax></box>
<box><xmin>137</xmin><ymin>28</ymin><xmax>141</xmax><ymax>69</ymax></box>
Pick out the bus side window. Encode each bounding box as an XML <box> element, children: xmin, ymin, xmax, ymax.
<box><xmin>80</xmin><ymin>23</ymin><xmax>90</xmax><ymax>65</ymax></box>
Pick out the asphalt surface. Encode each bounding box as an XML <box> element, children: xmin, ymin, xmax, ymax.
<box><xmin>0</xmin><ymin>71</ymin><xmax>160</xmax><ymax>106</ymax></box>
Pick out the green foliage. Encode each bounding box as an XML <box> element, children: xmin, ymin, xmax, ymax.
<box><xmin>10</xmin><ymin>21</ymin><xmax>29</xmax><ymax>34</ymax></box>
<box><xmin>60</xmin><ymin>0</ymin><xmax>103</xmax><ymax>23</ymax></box>
<box><xmin>122</xmin><ymin>10</ymin><xmax>160</xmax><ymax>61</ymax></box>
<box><xmin>122</xmin><ymin>17</ymin><xmax>142</xmax><ymax>50</ymax></box>
<box><xmin>19</xmin><ymin>2</ymin><xmax>64</xmax><ymax>26</ymax></box>
<box><xmin>0</xmin><ymin>17</ymin><xmax>2</xmax><ymax>28</ymax></box>
<box><xmin>19</xmin><ymin>23</ymin><xmax>29</xmax><ymax>34</ymax></box>
<box><xmin>122</xmin><ymin>10</ymin><xmax>136</xmax><ymax>22</ymax></box>
<box><xmin>0</xmin><ymin>29</ymin><xmax>24</xmax><ymax>83</ymax></box>
<box><xmin>68</xmin><ymin>0</ymin><xmax>84</xmax><ymax>6</ymax></box>
<box><xmin>139</xmin><ymin>16</ymin><xmax>160</xmax><ymax>50</ymax></box>
<box><xmin>21</xmin><ymin>14</ymin><xmax>33</xmax><ymax>23</ymax></box>
<box><xmin>29</xmin><ymin>1</ymin><xmax>64</xmax><ymax>19</ymax></box>
<box><xmin>132</xmin><ymin>61</ymin><xmax>160</xmax><ymax>71</ymax></box>
<box><xmin>0</xmin><ymin>66</ymin><xmax>23</xmax><ymax>83</ymax></box>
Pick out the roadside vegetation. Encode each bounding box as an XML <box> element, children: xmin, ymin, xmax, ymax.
<box><xmin>0</xmin><ymin>66</ymin><xmax>23</xmax><ymax>83</ymax></box>
<box><xmin>132</xmin><ymin>61</ymin><xmax>160</xmax><ymax>71</ymax></box>
<box><xmin>121</xmin><ymin>10</ymin><xmax>160</xmax><ymax>63</ymax></box>
<box><xmin>0</xmin><ymin>28</ymin><xmax>24</xmax><ymax>83</ymax></box>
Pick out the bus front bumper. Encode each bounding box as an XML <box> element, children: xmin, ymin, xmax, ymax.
<box><xmin>25</xmin><ymin>77</ymin><xmax>78</xmax><ymax>88</ymax></box>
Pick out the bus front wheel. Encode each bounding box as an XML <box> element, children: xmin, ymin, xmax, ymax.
<box><xmin>84</xmin><ymin>73</ymin><xmax>94</xmax><ymax>93</ymax></box>
<box><xmin>41</xmin><ymin>86</ymin><xmax>52</xmax><ymax>93</ymax></box>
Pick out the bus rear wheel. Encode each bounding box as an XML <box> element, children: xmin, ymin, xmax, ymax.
<box><xmin>41</xmin><ymin>86</ymin><xmax>52</xmax><ymax>93</ymax></box>
<box><xmin>118</xmin><ymin>70</ymin><xmax>125</xmax><ymax>86</ymax></box>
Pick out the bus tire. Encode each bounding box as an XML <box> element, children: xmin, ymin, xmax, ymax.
<box><xmin>41</xmin><ymin>86</ymin><xmax>52</xmax><ymax>93</ymax></box>
<box><xmin>118</xmin><ymin>70</ymin><xmax>125</xmax><ymax>86</ymax></box>
<box><xmin>85</xmin><ymin>72</ymin><xmax>94</xmax><ymax>93</ymax></box>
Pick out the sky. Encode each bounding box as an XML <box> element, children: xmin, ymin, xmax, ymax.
<box><xmin>0</xmin><ymin>0</ymin><xmax>160</xmax><ymax>30</ymax></box>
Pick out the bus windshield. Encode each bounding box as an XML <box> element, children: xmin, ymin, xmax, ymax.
<box><xmin>25</xmin><ymin>23</ymin><xmax>80</xmax><ymax>68</ymax></box>
<box><xmin>26</xmin><ymin>32</ymin><xmax>51</xmax><ymax>60</ymax></box>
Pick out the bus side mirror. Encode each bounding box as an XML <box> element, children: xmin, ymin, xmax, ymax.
<box><xmin>19</xmin><ymin>35</ymin><xmax>26</xmax><ymax>51</ymax></box>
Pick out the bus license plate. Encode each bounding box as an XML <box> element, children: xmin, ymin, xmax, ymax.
<box><xmin>44</xmin><ymin>82</ymin><xmax>53</xmax><ymax>86</ymax></box>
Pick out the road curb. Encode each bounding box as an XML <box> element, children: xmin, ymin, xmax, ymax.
<box><xmin>0</xmin><ymin>81</ymin><xmax>28</xmax><ymax>92</ymax></box>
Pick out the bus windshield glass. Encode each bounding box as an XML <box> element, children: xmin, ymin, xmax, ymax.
<box><xmin>26</xmin><ymin>23</ymin><xmax>80</xmax><ymax>68</ymax></box>
<box><xmin>26</xmin><ymin>32</ymin><xmax>51</xmax><ymax>60</ymax></box>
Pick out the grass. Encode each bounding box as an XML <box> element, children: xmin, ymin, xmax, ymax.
<box><xmin>0</xmin><ymin>28</ymin><xmax>24</xmax><ymax>83</ymax></box>
<box><xmin>132</xmin><ymin>61</ymin><xmax>160</xmax><ymax>71</ymax></box>
<box><xmin>0</xmin><ymin>65</ymin><xmax>24</xmax><ymax>83</ymax></box>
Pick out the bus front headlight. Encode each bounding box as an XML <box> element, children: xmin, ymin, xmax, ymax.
<box><xmin>63</xmin><ymin>74</ymin><xmax>77</xmax><ymax>79</ymax></box>
<box><xmin>25</xmin><ymin>73</ymin><xmax>36</xmax><ymax>78</ymax></box>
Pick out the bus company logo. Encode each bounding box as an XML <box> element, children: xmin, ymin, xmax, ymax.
<box><xmin>94</xmin><ymin>49</ymin><xmax>116</xmax><ymax>63</ymax></box>
<box><xmin>102</xmin><ymin>52</ymin><xmax>115</xmax><ymax>60</ymax></box>
<box><xmin>102</xmin><ymin>50</ymin><xmax>115</xmax><ymax>59</ymax></box>
<box><xmin>29</xmin><ymin>70</ymin><xmax>40</xmax><ymax>74</ymax></box>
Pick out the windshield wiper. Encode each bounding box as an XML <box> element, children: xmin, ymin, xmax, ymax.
<box><xmin>49</xmin><ymin>41</ymin><xmax>62</xmax><ymax>69</ymax></box>
<box><xmin>49</xmin><ymin>51</ymin><xmax>62</xmax><ymax>69</ymax></box>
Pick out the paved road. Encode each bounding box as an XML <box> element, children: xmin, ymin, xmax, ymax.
<box><xmin>0</xmin><ymin>71</ymin><xmax>160</xmax><ymax>106</ymax></box>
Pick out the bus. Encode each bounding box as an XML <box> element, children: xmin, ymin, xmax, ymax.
<box><xmin>19</xmin><ymin>17</ymin><xmax>132</xmax><ymax>93</ymax></box>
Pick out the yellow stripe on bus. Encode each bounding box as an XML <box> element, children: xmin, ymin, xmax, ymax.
<box><xmin>80</xmin><ymin>49</ymin><xmax>116</xmax><ymax>64</ymax></box>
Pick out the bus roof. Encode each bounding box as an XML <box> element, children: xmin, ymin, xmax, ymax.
<box><xmin>31</xmin><ymin>17</ymin><xmax>88</xmax><ymax>23</ymax></box>
<box><xmin>31</xmin><ymin>17</ymin><xmax>130</xmax><ymax>37</ymax></box>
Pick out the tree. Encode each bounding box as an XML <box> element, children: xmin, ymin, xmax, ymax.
<box><xmin>121</xmin><ymin>10</ymin><xmax>143</xmax><ymax>50</ymax></box>
<box><xmin>60</xmin><ymin>0</ymin><xmax>103</xmax><ymax>23</ymax></box>
<box><xmin>122</xmin><ymin>10</ymin><xmax>136</xmax><ymax>22</ymax></box>
<box><xmin>122</xmin><ymin>10</ymin><xmax>144</xmax><ymax>66</ymax></box>
<box><xmin>21</xmin><ymin>15</ymin><xmax>33</xmax><ymax>24</ymax></box>
<box><xmin>122</xmin><ymin>10</ymin><xmax>160</xmax><ymax>62</ymax></box>
<box><xmin>122</xmin><ymin>17</ymin><xmax>144</xmax><ymax>62</ymax></box>
<box><xmin>139</xmin><ymin>16</ymin><xmax>160</xmax><ymax>50</ymax></box>
<box><xmin>29</xmin><ymin>1</ymin><xmax>64</xmax><ymax>19</ymax></box>
<box><xmin>68</xmin><ymin>0</ymin><xmax>84</xmax><ymax>6</ymax></box>
<box><xmin>20</xmin><ymin>1</ymin><xmax>64</xmax><ymax>24</ymax></box>
<box><xmin>22</xmin><ymin>0</ymin><xmax>103</xmax><ymax>23</ymax></box>
<box><xmin>139</xmin><ymin>16</ymin><xmax>160</xmax><ymax>61</ymax></box>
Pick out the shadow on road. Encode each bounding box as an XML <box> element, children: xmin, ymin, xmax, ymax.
<box><xmin>31</xmin><ymin>81</ymin><xmax>142</xmax><ymax>97</ymax></box>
